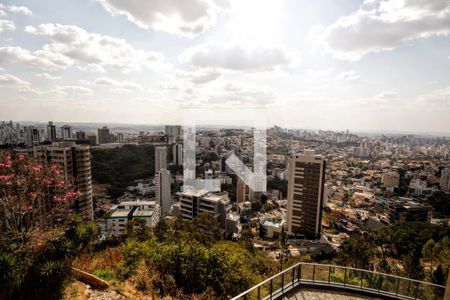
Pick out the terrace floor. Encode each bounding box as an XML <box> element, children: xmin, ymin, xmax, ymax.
<box><xmin>286</xmin><ymin>288</ymin><xmax>381</xmax><ymax>300</ymax></box>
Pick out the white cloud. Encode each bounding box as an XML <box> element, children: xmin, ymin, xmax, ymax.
<box><xmin>176</xmin><ymin>68</ymin><xmax>221</xmax><ymax>84</ymax></box>
<box><xmin>0</xmin><ymin>46</ymin><xmax>74</xmax><ymax>71</ymax></box>
<box><xmin>418</xmin><ymin>86</ymin><xmax>450</xmax><ymax>108</ymax></box>
<box><xmin>311</xmin><ymin>0</ymin><xmax>450</xmax><ymax>60</ymax></box>
<box><xmin>97</xmin><ymin>0</ymin><xmax>227</xmax><ymax>38</ymax></box>
<box><xmin>55</xmin><ymin>85</ymin><xmax>93</xmax><ymax>96</ymax></box>
<box><xmin>78</xmin><ymin>63</ymin><xmax>106</xmax><ymax>74</ymax></box>
<box><xmin>0</xmin><ymin>4</ymin><xmax>33</xmax><ymax>17</ymax></box>
<box><xmin>94</xmin><ymin>76</ymin><xmax>143</xmax><ymax>93</ymax></box>
<box><xmin>36</xmin><ymin>73</ymin><xmax>61</xmax><ymax>80</ymax></box>
<box><xmin>180</xmin><ymin>42</ymin><xmax>299</xmax><ymax>72</ymax></box>
<box><xmin>0</xmin><ymin>73</ymin><xmax>29</xmax><ymax>86</ymax></box>
<box><xmin>337</xmin><ymin>70</ymin><xmax>360</xmax><ymax>81</ymax></box>
<box><xmin>7</xmin><ymin>5</ymin><xmax>33</xmax><ymax>16</ymax></box>
<box><xmin>25</xmin><ymin>23</ymin><xmax>168</xmax><ymax>72</ymax></box>
<box><xmin>0</xmin><ymin>19</ymin><xmax>15</xmax><ymax>32</ymax></box>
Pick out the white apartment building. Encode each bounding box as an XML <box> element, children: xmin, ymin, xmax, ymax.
<box><xmin>107</xmin><ymin>200</ymin><xmax>160</xmax><ymax>238</ymax></box>
<box><xmin>440</xmin><ymin>167</ymin><xmax>450</xmax><ymax>191</ymax></box>
<box><xmin>155</xmin><ymin>146</ymin><xmax>167</xmax><ymax>172</ymax></box>
<box><xmin>156</xmin><ymin>169</ymin><xmax>172</xmax><ymax>216</ymax></box>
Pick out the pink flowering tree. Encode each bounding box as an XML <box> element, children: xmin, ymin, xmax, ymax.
<box><xmin>0</xmin><ymin>151</ymin><xmax>98</xmax><ymax>299</ymax></box>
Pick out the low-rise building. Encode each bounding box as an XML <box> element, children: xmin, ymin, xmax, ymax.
<box><xmin>387</xmin><ymin>198</ymin><xmax>432</xmax><ymax>224</ymax></box>
<box><xmin>106</xmin><ymin>200</ymin><xmax>160</xmax><ymax>238</ymax></box>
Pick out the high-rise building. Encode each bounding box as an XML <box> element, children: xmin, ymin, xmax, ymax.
<box><xmin>155</xmin><ymin>146</ymin><xmax>167</xmax><ymax>172</ymax></box>
<box><xmin>155</xmin><ymin>169</ymin><xmax>171</xmax><ymax>216</ymax></box>
<box><xmin>46</xmin><ymin>121</ymin><xmax>57</xmax><ymax>141</ymax></box>
<box><xmin>61</xmin><ymin>125</ymin><xmax>72</xmax><ymax>140</ymax></box>
<box><xmin>97</xmin><ymin>126</ymin><xmax>110</xmax><ymax>144</ymax></box>
<box><xmin>87</xmin><ymin>134</ymin><xmax>97</xmax><ymax>146</ymax></box>
<box><xmin>116</xmin><ymin>133</ymin><xmax>124</xmax><ymax>143</ymax></box>
<box><xmin>172</xmin><ymin>143</ymin><xmax>183</xmax><ymax>165</ymax></box>
<box><xmin>24</xmin><ymin>126</ymin><xmax>40</xmax><ymax>148</ymax></box>
<box><xmin>286</xmin><ymin>150</ymin><xmax>326</xmax><ymax>239</ymax></box>
<box><xmin>236</xmin><ymin>178</ymin><xmax>249</xmax><ymax>203</ymax></box>
<box><xmin>33</xmin><ymin>141</ymin><xmax>94</xmax><ymax>220</ymax></box>
<box><xmin>165</xmin><ymin>125</ymin><xmax>182</xmax><ymax>143</ymax></box>
<box><xmin>440</xmin><ymin>167</ymin><xmax>450</xmax><ymax>191</ymax></box>
<box><xmin>76</xmin><ymin>131</ymin><xmax>86</xmax><ymax>141</ymax></box>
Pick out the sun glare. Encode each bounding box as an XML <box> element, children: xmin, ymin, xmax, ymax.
<box><xmin>227</xmin><ymin>0</ymin><xmax>284</xmax><ymax>46</ymax></box>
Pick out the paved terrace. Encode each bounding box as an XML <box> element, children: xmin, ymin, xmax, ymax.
<box><xmin>232</xmin><ymin>262</ymin><xmax>447</xmax><ymax>300</ymax></box>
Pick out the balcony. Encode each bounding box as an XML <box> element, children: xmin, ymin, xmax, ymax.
<box><xmin>231</xmin><ymin>262</ymin><xmax>446</xmax><ymax>300</ymax></box>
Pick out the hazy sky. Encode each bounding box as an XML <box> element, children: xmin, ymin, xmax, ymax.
<box><xmin>1</xmin><ymin>0</ymin><xmax>450</xmax><ymax>132</ymax></box>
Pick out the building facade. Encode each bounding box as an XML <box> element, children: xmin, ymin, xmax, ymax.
<box><xmin>286</xmin><ymin>150</ymin><xmax>326</xmax><ymax>239</ymax></box>
<box><xmin>172</xmin><ymin>143</ymin><xmax>183</xmax><ymax>165</ymax></box>
<box><xmin>106</xmin><ymin>200</ymin><xmax>160</xmax><ymax>238</ymax></box>
<box><xmin>440</xmin><ymin>167</ymin><xmax>450</xmax><ymax>191</ymax></box>
<box><xmin>155</xmin><ymin>145</ymin><xmax>167</xmax><ymax>172</ymax></box>
<box><xmin>33</xmin><ymin>142</ymin><xmax>94</xmax><ymax>220</ymax></box>
<box><xmin>156</xmin><ymin>168</ymin><xmax>172</xmax><ymax>216</ymax></box>
<box><xmin>97</xmin><ymin>126</ymin><xmax>110</xmax><ymax>144</ymax></box>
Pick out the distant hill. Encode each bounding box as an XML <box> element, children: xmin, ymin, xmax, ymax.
<box><xmin>91</xmin><ymin>144</ymin><xmax>155</xmax><ymax>198</ymax></box>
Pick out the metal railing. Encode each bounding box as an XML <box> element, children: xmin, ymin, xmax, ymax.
<box><xmin>231</xmin><ymin>262</ymin><xmax>446</xmax><ymax>300</ymax></box>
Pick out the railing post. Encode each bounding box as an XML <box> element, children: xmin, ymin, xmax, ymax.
<box><xmin>378</xmin><ymin>275</ymin><xmax>382</xmax><ymax>293</ymax></box>
<box><xmin>270</xmin><ymin>278</ymin><xmax>273</xmax><ymax>300</ymax></box>
<box><xmin>257</xmin><ymin>286</ymin><xmax>260</xmax><ymax>300</ymax></box>
<box><xmin>312</xmin><ymin>264</ymin><xmax>316</xmax><ymax>283</ymax></box>
<box><xmin>298</xmin><ymin>264</ymin><xmax>302</xmax><ymax>283</ymax></box>
<box><xmin>344</xmin><ymin>268</ymin><xmax>347</xmax><ymax>286</ymax></box>
<box><xmin>360</xmin><ymin>271</ymin><xmax>363</xmax><ymax>289</ymax></box>
<box><xmin>292</xmin><ymin>267</ymin><xmax>295</xmax><ymax>286</ymax></box>
<box><xmin>396</xmin><ymin>277</ymin><xmax>400</xmax><ymax>296</ymax></box>
<box><xmin>328</xmin><ymin>266</ymin><xmax>331</xmax><ymax>284</ymax></box>
<box><xmin>281</xmin><ymin>272</ymin><xmax>284</xmax><ymax>293</ymax></box>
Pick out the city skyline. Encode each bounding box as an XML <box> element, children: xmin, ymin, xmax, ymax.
<box><xmin>1</xmin><ymin>0</ymin><xmax>450</xmax><ymax>131</ymax></box>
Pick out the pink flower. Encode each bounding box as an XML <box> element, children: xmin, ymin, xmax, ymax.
<box><xmin>33</xmin><ymin>165</ymin><xmax>43</xmax><ymax>173</ymax></box>
<box><xmin>18</xmin><ymin>154</ymin><xmax>24</xmax><ymax>160</ymax></box>
<box><xmin>57</xmin><ymin>180</ymin><xmax>65</xmax><ymax>188</ymax></box>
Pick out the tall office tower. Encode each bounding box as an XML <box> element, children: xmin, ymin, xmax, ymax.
<box><xmin>46</xmin><ymin>121</ymin><xmax>57</xmax><ymax>141</ymax></box>
<box><xmin>33</xmin><ymin>141</ymin><xmax>94</xmax><ymax>220</ymax></box>
<box><xmin>116</xmin><ymin>133</ymin><xmax>124</xmax><ymax>143</ymax></box>
<box><xmin>155</xmin><ymin>169</ymin><xmax>172</xmax><ymax>216</ymax></box>
<box><xmin>87</xmin><ymin>134</ymin><xmax>97</xmax><ymax>146</ymax></box>
<box><xmin>97</xmin><ymin>126</ymin><xmax>110</xmax><ymax>144</ymax></box>
<box><xmin>286</xmin><ymin>150</ymin><xmax>326</xmax><ymax>239</ymax></box>
<box><xmin>236</xmin><ymin>177</ymin><xmax>249</xmax><ymax>203</ymax></box>
<box><xmin>24</xmin><ymin>126</ymin><xmax>40</xmax><ymax>147</ymax></box>
<box><xmin>220</xmin><ymin>154</ymin><xmax>228</xmax><ymax>172</ymax></box>
<box><xmin>155</xmin><ymin>146</ymin><xmax>167</xmax><ymax>172</ymax></box>
<box><xmin>165</xmin><ymin>125</ymin><xmax>182</xmax><ymax>143</ymax></box>
<box><xmin>440</xmin><ymin>167</ymin><xmax>450</xmax><ymax>191</ymax></box>
<box><xmin>76</xmin><ymin>131</ymin><xmax>86</xmax><ymax>141</ymax></box>
<box><xmin>61</xmin><ymin>125</ymin><xmax>72</xmax><ymax>140</ymax></box>
<box><xmin>172</xmin><ymin>143</ymin><xmax>183</xmax><ymax>165</ymax></box>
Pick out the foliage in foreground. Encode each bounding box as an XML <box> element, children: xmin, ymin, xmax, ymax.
<box><xmin>0</xmin><ymin>151</ymin><xmax>99</xmax><ymax>300</ymax></box>
<box><xmin>114</xmin><ymin>215</ymin><xmax>277</xmax><ymax>299</ymax></box>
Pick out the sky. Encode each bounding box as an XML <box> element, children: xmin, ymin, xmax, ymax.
<box><xmin>0</xmin><ymin>0</ymin><xmax>450</xmax><ymax>133</ymax></box>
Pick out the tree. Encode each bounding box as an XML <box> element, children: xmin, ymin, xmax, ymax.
<box><xmin>0</xmin><ymin>151</ymin><xmax>98</xmax><ymax>299</ymax></box>
<box><xmin>240</xmin><ymin>225</ymin><xmax>255</xmax><ymax>253</ymax></box>
<box><xmin>258</xmin><ymin>223</ymin><xmax>267</xmax><ymax>239</ymax></box>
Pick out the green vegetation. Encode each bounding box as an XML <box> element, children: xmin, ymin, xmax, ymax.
<box><xmin>337</xmin><ymin>223</ymin><xmax>450</xmax><ymax>283</ymax></box>
<box><xmin>91</xmin><ymin>145</ymin><xmax>155</xmax><ymax>198</ymax></box>
<box><xmin>427</xmin><ymin>191</ymin><xmax>450</xmax><ymax>218</ymax></box>
<box><xmin>103</xmin><ymin>214</ymin><xmax>277</xmax><ymax>298</ymax></box>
